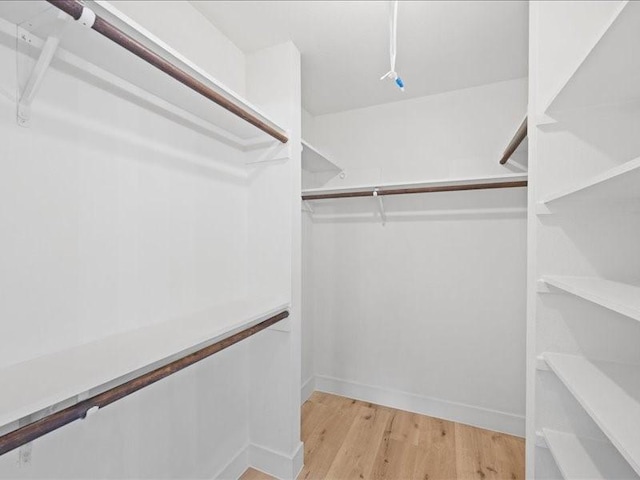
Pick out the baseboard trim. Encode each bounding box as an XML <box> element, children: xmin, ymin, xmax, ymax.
<box><xmin>301</xmin><ymin>376</ymin><xmax>316</xmax><ymax>404</ymax></box>
<box><xmin>249</xmin><ymin>441</ymin><xmax>304</xmax><ymax>480</ymax></box>
<box><xmin>314</xmin><ymin>374</ymin><xmax>525</xmax><ymax>437</ymax></box>
<box><xmin>214</xmin><ymin>443</ymin><xmax>250</xmax><ymax>480</ymax></box>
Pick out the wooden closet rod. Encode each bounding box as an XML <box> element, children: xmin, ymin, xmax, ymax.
<box><xmin>302</xmin><ymin>180</ymin><xmax>528</xmax><ymax>201</ymax></box>
<box><xmin>45</xmin><ymin>0</ymin><xmax>288</xmax><ymax>144</ymax></box>
<box><xmin>500</xmin><ymin>116</ymin><xmax>527</xmax><ymax>165</ymax></box>
<box><xmin>0</xmin><ymin>309</ymin><xmax>289</xmax><ymax>456</ymax></box>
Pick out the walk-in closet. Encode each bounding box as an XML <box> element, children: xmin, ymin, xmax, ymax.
<box><xmin>0</xmin><ymin>1</ymin><xmax>637</xmax><ymax>479</ymax></box>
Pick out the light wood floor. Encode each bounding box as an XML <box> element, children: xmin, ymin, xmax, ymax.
<box><xmin>240</xmin><ymin>392</ymin><xmax>525</xmax><ymax>480</ymax></box>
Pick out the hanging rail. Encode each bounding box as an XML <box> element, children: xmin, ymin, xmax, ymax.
<box><xmin>500</xmin><ymin>116</ymin><xmax>527</xmax><ymax>165</ymax></box>
<box><xmin>45</xmin><ymin>0</ymin><xmax>288</xmax><ymax>144</ymax></box>
<box><xmin>0</xmin><ymin>309</ymin><xmax>289</xmax><ymax>456</ymax></box>
<box><xmin>302</xmin><ymin>179</ymin><xmax>528</xmax><ymax>201</ymax></box>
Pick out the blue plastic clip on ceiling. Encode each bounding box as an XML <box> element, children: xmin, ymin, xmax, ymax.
<box><xmin>380</xmin><ymin>0</ymin><xmax>404</xmax><ymax>91</ymax></box>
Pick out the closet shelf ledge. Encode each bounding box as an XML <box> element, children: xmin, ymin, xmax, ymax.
<box><xmin>301</xmin><ymin>173</ymin><xmax>528</xmax><ymax>200</ymax></box>
<box><xmin>543</xmin><ymin>353</ymin><xmax>640</xmax><ymax>476</ymax></box>
<box><xmin>0</xmin><ymin>0</ymin><xmax>287</xmax><ymax>148</ymax></box>
<box><xmin>0</xmin><ymin>298</ymin><xmax>289</xmax><ymax>450</ymax></box>
<box><xmin>542</xmin><ymin>276</ymin><xmax>640</xmax><ymax>322</ymax></box>
<box><xmin>540</xmin><ymin>156</ymin><xmax>640</xmax><ymax>209</ymax></box>
<box><xmin>543</xmin><ymin>428</ymin><xmax>639</xmax><ymax>480</ymax></box>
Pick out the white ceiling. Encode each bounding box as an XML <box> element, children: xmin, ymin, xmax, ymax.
<box><xmin>192</xmin><ymin>1</ymin><xmax>528</xmax><ymax>116</ymax></box>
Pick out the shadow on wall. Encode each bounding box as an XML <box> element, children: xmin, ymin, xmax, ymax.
<box><xmin>309</xmin><ymin>186</ymin><xmax>528</xmax><ymax>223</ymax></box>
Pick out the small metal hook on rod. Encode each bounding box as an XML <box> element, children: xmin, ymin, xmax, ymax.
<box><xmin>373</xmin><ymin>188</ymin><xmax>386</xmax><ymax>225</ymax></box>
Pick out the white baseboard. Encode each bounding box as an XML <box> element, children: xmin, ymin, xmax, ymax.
<box><xmin>314</xmin><ymin>374</ymin><xmax>525</xmax><ymax>437</ymax></box>
<box><xmin>214</xmin><ymin>443</ymin><xmax>250</xmax><ymax>480</ymax></box>
<box><xmin>249</xmin><ymin>441</ymin><xmax>304</xmax><ymax>480</ymax></box>
<box><xmin>301</xmin><ymin>376</ymin><xmax>316</xmax><ymax>404</ymax></box>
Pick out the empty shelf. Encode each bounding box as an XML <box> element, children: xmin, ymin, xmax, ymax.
<box><xmin>301</xmin><ymin>140</ymin><xmax>341</xmax><ymax>173</ymax></box>
<box><xmin>541</xmin><ymin>157</ymin><xmax>640</xmax><ymax>208</ymax></box>
<box><xmin>543</xmin><ymin>276</ymin><xmax>640</xmax><ymax>322</ymax></box>
<box><xmin>545</xmin><ymin>2</ymin><xmax>640</xmax><ymax>115</ymax></box>
<box><xmin>544</xmin><ymin>353</ymin><xmax>640</xmax><ymax>476</ymax></box>
<box><xmin>543</xmin><ymin>429</ymin><xmax>639</xmax><ymax>480</ymax></box>
<box><xmin>0</xmin><ymin>298</ymin><xmax>289</xmax><ymax>438</ymax></box>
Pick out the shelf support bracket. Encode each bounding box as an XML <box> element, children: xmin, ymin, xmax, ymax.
<box><xmin>17</xmin><ymin>12</ymin><xmax>69</xmax><ymax>127</ymax></box>
<box><xmin>373</xmin><ymin>188</ymin><xmax>386</xmax><ymax>225</ymax></box>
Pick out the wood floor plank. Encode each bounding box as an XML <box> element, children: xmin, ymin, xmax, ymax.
<box><xmin>413</xmin><ymin>415</ymin><xmax>457</xmax><ymax>480</ymax></box>
<box><xmin>298</xmin><ymin>394</ymin><xmax>363</xmax><ymax>480</ymax></box>
<box><xmin>324</xmin><ymin>404</ymin><xmax>392</xmax><ymax>480</ymax></box>
<box><xmin>454</xmin><ymin>423</ymin><xmax>525</xmax><ymax>480</ymax></box>
<box><xmin>239</xmin><ymin>467</ymin><xmax>274</xmax><ymax>480</ymax></box>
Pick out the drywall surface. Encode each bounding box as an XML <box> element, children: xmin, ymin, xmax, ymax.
<box><xmin>309</xmin><ymin>78</ymin><xmax>528</xmax><ymax>187</ymax></box>
<box><xmin>302</xmin><ymin>79</ymin><xmax>528</xmax><ymax>435</ymax></box>
<box><xmin>0</xmin><ymin>5</ymin><xmax>253</xmax><ymax>479</ymax></box>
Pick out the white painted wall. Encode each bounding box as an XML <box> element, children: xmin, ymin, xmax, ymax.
<box><xmin>0</xmin><ymin>3</ymin><xmax>299</xmax><ymax>479</ymax></box>
<box><xmin>302</xmin><ymin>79</ymin><xmax>528</xmax><ymax>436</ymax></box>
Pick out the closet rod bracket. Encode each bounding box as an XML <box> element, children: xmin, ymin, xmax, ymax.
<box><xmin>373</xmin><ymin>188</ymin><xmax>386</xmax><ymax>225</ymax></box>
<box><xmin>17</xmin><ymin>12</ymin><xmax>70</xmax><ymax>127</ymax></box>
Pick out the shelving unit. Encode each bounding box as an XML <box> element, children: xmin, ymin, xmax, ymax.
<box><xmin>0</xmin><ymin>0</ymin><xmax>302</xmax><ymax>470</ymax></box>
<box><xmin>543</xmin><ymin>429</ymin><xmax>639</xmax><ymax>480</ymax></box>
<box><xmin>540</xmin><ymin>156</ymin><xmax>640</xmax><ymax>209</ymax></box>
<box><xmin>528</xmin><ymin>2</ymin><xmax>640</xmax><ymax>478</ymax></box>
<box><xmin>0</xmin><ymin>0</ymin><xmax>288</xmax><ymax>149</ymax></box>
<box><xmin>0</xmin><ymin>299</ymin><xmax>288</xmax><ymax>442</ymax></box>
<box><xmin>542</xmin><ymin>276</ymin><xmax>640</xmax><ymax>322</ymax></box>
<box><xmin>301</xmin><ymin>139</ymin><xmax>341</xmax><ymax>173</ymax></box>
<box><xmin>543</xmin><ymin>353</ymin><xmax>640</xmax><ymax>476</ymax></box>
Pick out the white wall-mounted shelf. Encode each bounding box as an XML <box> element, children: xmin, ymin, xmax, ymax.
<box><xmin>542</xmin><ymin>276</ymin><xmax>640</xmax><ymax>323</ymax></box>
<box><xmin>0</xmin><ymin>1</ymin><xmax>286</xmax><ymax>149</ymax></box>
<box><xmin>543</xmin><ymin>428</ymin><xmax>639</xmax><ymax>480</ymax></box>
<box><xmin>543</xmin><ymin>353</ymin><xmax>640</xmax><ymax>476</ymax></box>
<box><xmin>540</xmin><ymin>156</ymin><xmax>640</xmax><ymax>209</ymax></box>
<box><xmin>544</xmin><ymin>1</ymin><xmax>640</xmax><ymax>115</ymax></box>
<box><xmin>0</xmin><ymin>298</ymin><xmax>289</xmax><ymax>437</ymax></box>
<box><xmin>302</xmin><ymin>173</ymin><xmax>528</xmax><ymax>199</ymax></box>
<box><xmin>301</xmin><ymin>139</ymin><xmax>341</xmax><ymax>173</ymax></box>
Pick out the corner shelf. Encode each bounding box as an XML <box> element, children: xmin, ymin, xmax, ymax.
<box><xmin>544</xmin><ymin>1</ymin><xmax>640</xmax><ymax>115</ymax></box>
<box><xmin>0</xmin><ymin>1</ymin><xmax>286</xmax><ymax>149</ymax></box>
<box><xmin>301</xmin><ymin>140</ymin><xmax>341</xmax><ymax>173</ymax></box>
<box><xmin>543</xmin><ymin>428</ymin><xmax>639</xmax><ymax>480</ymax></box>
<box><xmin>542</xmin><ymin>276</ymin><xmax>640</xmax><ymax>323</ymax></box>
<box><xmin>540</xmin><ymin>156</ymin><xmax>640</xmax><ymax>209</ymax></box>
<box><xmin>543</xmin><ymin>353</ymin><xmax>640</xmax><ymax>476</ymax></box>
<box><xmin>0</xmin><ymin>298</ymin><xmax>289</xmax><ymax>438</ymax></box>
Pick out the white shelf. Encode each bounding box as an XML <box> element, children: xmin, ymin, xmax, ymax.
<box><xmin>543</xmin><ymin>428</ymin><xmax>639</xmax><ymax>480</ymax></box>
<box><xmin>302</xmin><ymin>173</ymin><xmax>528</xmax><ymax>198</ymax></box>
<box><xmin>301</xmin><ymin>140</ymin><xmax>341</xmax><ymax>173</ymax></box>
<box><xmin>0</xmin><ymin>1</ymin><xmax>285</xmax><ymax>148</ymax></box>
<box><xmin>544</xmin><ymin>353</ymin><xmax>640</xmax><ymax>476</ymax></box>
<box><xmin>543</xmin><ymin>276</ymin><xmax>640</xmax><ymax>322</ymax></box>
<box><xmin>544</xmin><ymin>1</ymin><xmax>640</xmax><ymax>115</ymax></box>
<box><xmin>541</xmin><ymin>157</ymin><xmax>640</xmax><ymax>208</ymax></box>
<box><xmin>0</xmin><ymin>298</ymin><xmax>289</xmax><ymax>436</ymax></box>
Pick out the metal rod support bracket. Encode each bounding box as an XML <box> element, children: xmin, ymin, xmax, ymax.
<box><xmin>373</xmin><ymin>188</ymin><xmax>386</xmax><ymax>225</ymax></box>
<box><xmin>17</xmin><ymin>12</ymin><xmax>69</xmax><ymax>127</ymax></box>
